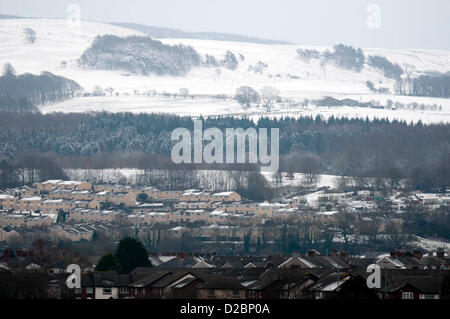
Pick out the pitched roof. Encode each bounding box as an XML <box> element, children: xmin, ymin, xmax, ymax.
<box><xmin>307</xmin><ymin>272</ymin><xmax>351</xmax><ymax>292</ymax></box>
<box><xmin>382</xmin><ymin>270</ymin><xmax>442</xmax><ymax>294</ymax></box>
<box><xmin>173</xmin><ymin>276</ymin><xmax>198</xmax><ymax>289</ymax></box>
<box><xmin>92</xmin><ymin>271</ymin><xmax>129</xmax><ymax>287</ymax></box>
<box><xmin>198</xmin><ymin>276</ymin><xmax>244</xmax><ymax>290</ymax></box>
<box><xmin>130</xmin><ymin>271</ymin><xmax>172</xmax><ymax>287</ymax></box>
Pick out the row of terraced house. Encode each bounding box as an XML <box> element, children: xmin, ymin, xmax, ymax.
<box><xmin>14</xmin><ymin>250</ymin><xmax>449</xmax><ymax>299</ymax></box>
<box><xmin>0</xmin><ymin>180</ymin><xmax>303</xmax><ymax>231</ymax></box>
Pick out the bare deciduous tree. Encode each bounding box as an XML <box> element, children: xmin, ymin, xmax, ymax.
<box><xmin>234</xmin><ymin>86</ymin><xmax>259</xmax><ymax>108</ymax></box>
<box><xmin>2</xmin><ymin>62</ymin><xmax>16</xmax><ymax>76</ymax></box>
<box><xmin>23</xmin><ymin>28</ymin><xmax>37</xmax><ymax>44</ymax></box>
<box><xmin>179</xmin><ymin>88</ymin><xmax>189</xmax><ymax>98</ymax></box>
<box><xmin>260</xmin><ymin>86</ymin><xmax>280</xmax><ymax>111</ymax></box>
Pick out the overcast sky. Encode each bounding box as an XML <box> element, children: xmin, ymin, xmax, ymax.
<box><xmin>1</xmin><ymin>0</ymin><xmax>449</xmax><ymax>50</ymax></box>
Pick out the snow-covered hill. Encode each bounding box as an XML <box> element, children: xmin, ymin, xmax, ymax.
<box><xmin>1</xmin><ymin>18</ymin><xmax>450</xmax><ymax>123</ymax></box>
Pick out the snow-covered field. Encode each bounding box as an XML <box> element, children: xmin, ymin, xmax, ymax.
<box><xmin>411</xmin><ymin>236</ymin><xmax>450</xmax><ymax>252</ymax></box>
<box><xmin>261</xmin><ymin>171</ymin><xmax>339</xmax><ymax>188</ymax></box>
<box><xmin>1</xmin><ymin>18</ymin><xmax>450</xmax><ymax>123</ymax></box>
<box><xmin>64</xmin><ymin>168</ymin><xmax>341</xmax><ymax>190</ymax></box>
<box><xmin>38</xmin><ymin>95</ymin><xmax>450</xmax><ymax>124</ymax></box>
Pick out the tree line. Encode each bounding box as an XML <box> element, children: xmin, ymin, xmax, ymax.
<box><xmin>79</xmin><ymin>35</ymin><xmax>240</xmax><ymax>76</ymax></box>
<box><xmin>0</xmin><ymin>112</ymin><xmax>449</xmax><ymax>192</ymax></box>
<box><xmin>0</xmin><ymin>63</ymin><xmax>81</xmax><ymax>112</ymax></box>
<box><xmin>395</xmin><ymin>72</ymin><xmax>450</xmax><ymax>98</ymax></box>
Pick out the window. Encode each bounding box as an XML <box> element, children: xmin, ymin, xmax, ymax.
<box><xmin>86</xmin><ymin>287</ymin><xmax>93</xmax><ymax>294</ymax></box>
<box><xmin>402</xmin><ymin>292</ymin><xmax>414</xmax><ymax>299</ymax></box>
<box><xmin>75</xmin><ymin>288</ymin><xmax>82</xmax><ymax>294</ymax></box>
<box><xmin>120</xmin><ymin>287</ymin><xmax>129</xmax><ymax>294</ymax></box>
<box><xmin>208</xmin><ymin>289</ymin><xmax>215</xmax><ymax>298</ymax></box>
<box><xmin>103</xmin><ymin>288</ymin><xmax>112</xmax><ymax>295</ymax></box>
<box><xmin>232</xmin><ymin>290</ymin><xmax>240</xmax><ymax>298</ymax></box>
<box><xmin>423</xmin><ymin>294</ymin><xmax>435</xmax><ymax>299</ymax></box>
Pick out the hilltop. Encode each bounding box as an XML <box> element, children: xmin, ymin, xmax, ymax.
<box><xmin>0</xmin><ymin>18</ymin><xmax>449</xmax><ymax>123</ymax></box>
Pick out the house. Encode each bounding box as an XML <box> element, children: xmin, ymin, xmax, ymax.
<box><xmin>157</xmin><ymin>254</ymin><xmax>201</xmax><ymax>268</ymax></box>
<box><xmin>170</xmin><ymin>273</ymin><xmax>204</xmax><ymax>298</ymax></box>
<box><xmin>174</xmin><ymin>201</ymin><xmax>210</xmax><ymax>210</ymax></box>
<box><xmin>109</xmin><ymin>192</ymin><xmax>137</xmax><ymax>207</ymax></box>
<box><xmin>90</xmin><ymin>271</ymin><xmax>131</xmax><ymax>299</ymax></box>
<box><xmin>197</xmin><ymin>276</ymin><xmax>246</xmax><ymax>299</ymax></box>
<box><xmin>277</xmin><ymin>256</ymin><xmax>317</xmax><ymax>269</ymax></box>
<box><xmin>304</xmin><ymin>272</ymin><xmax>351</xmax><ymax>299</ymax></box>
<box><xmin>94</xmin><ymin>184</ymin><xmax>133</xmax><ymax>194</ymax></box>
<box><xmin>73</xmin><ymin>273</ymin><xmax>96</xmax><ymax>299</ymax></box>
<box><xmin>41</xmin><ymin>199</ymin><xmax>73</xmax><ymax>214</ymax></box>
<box><xmin>150</xmin><ymin>271</ymin><xmax>202</xmax><ymax>298</ymax></box>
<box><xmin>128</xmin><ymin>268</ymin><xmax>205</xmax><ymax>299</ymax></box>
<box><xmin>49</xmin><ymin>224</ymin><xmax>94</xmax><ymax>242</ymax></box>
<box><xmin>129</xmin><ymin>270</ymin><xmax>173</xmax><ymax>298</ymax></box>
<box><xmin>17</xmin><ymin>196</ymin><xmax>41</xmax><ymax>212</ymax></box>
<box><xmin>56</xmin><ymin>181</ymin><xmax>92</xmax><ymax>191</ymax></box>
<box><xmin>152</xmin><ymin>190</ymin><xmax>183</xmax><ymax>201</ymax></box>
<box><xmin>173</xmin><ymin>209</ymin><xmax>210</xmax><ymax>223</ymax></box>
<box><xmin>36</xmin><ymin>180</ymin><xmax>64</xmax><ymax>193</ymax></box>
<box><xmin>70</xmin><ymin>191</ymin><xmax>92</xmax><ymax>201</ymax></box>
<box><xmin>88</xmin><ymin>200</ymin><xmax>100</xmax><ymax>210</ymax></box>
<box><xmin>0</xmin><ymin>212</ymin><xmax>53</xmax><ymax>228</ymax></box>
<box><xmin>48</xmin><ymin>190</ymin><xmax>72</xmax><ymax>200</ymax></box>
<box><xmin>376</xmin><ymin>251</ymin><xmax>429</xmax><ymax>270</ymax></box>
<box><xmin>378</xmin><ymin>270</ymin><xmax>443</xmax><ymax>299</ymax></box>
<box><xmin>67</xmin><ymin>209</ymin><xmax>122</xmax><ymax>224</ymax></box>
<box><xmin>71</xmin><ymin>200</ymin><xmax>90</xmax><ymax>209</ymax></box>
<box><xmin>143</xmin><ymin>212</ymin><xmax>170</xmax><ymax>225</ymax></box>
<box><xmin>136</xmin><ymin>186</ymin><xmax>160</xmax><ymax>199</ymax></box>
<box><xmin>377</xmin><ymin>256</ymin><xmax>406</xmax><ymax>269</ymax></box>
<box><xmin>245</xmin><ymin>277</ymin><xmax>282</xmax><ymax>299</ymax></box>
<box><xmin>212</xmin><ymin>192</ymin><xmax>241</xmax><ymax>203</ymax></box>
<box><xmin>180</xmin><ymin>191</ymin><xmax>211</xmax><ymax>202</ymax></box>
<box><xmin>18</xmin><ymin>186</ymin><xmax>37</xmax><ymax>197</ymax></box>
<box><xmin>0</xmin><ymin>194</ymin><xmax>17</xmax><ymax>210</ymax></box>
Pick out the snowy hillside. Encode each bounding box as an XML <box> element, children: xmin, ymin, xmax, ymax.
<box><xmin>1</xmin><ymin>18</ymin><xmax>450</xmax><ymax>123</ymax></box>
<box><xmin>0</xmin><ymin>18</ymin><xmax>143</xmax><ymax>75</ymax></box>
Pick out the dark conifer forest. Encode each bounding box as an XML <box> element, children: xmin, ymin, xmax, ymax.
<box><xmin>0</xmin><ymin>111</ymin><xmax>449</xmax><ymax>191</ymax></box>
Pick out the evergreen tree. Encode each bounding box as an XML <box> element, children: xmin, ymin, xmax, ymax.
<box><xmin>115</xmin><ymin>237</ymin><xmax>151</xmax><ymax>273</ymax></box>
<box><xmin>95</xmin><ymin>252</ymin><xmax>123</xmax><ymax>272</ymax></box>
